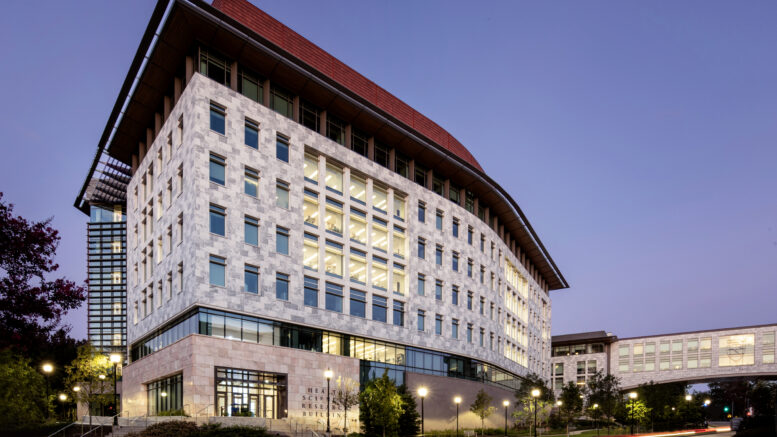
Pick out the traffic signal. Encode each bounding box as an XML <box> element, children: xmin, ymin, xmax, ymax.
<box><xmin>723</xmin><ymin>406</ymin><xmax>730</xmax><ymax>413</ymax></box>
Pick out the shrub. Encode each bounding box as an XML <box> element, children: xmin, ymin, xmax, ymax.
<box><xmin>130</xmin><ymin>421</ymin><xmax>199</xmax><ymax>437</ymax></box>
<box><xmin>157</xmin><ymin>409</ymin><xmax>189</xmax><ymax>417</ymax></box>
<box><xmin>197</xmin><ymin>424</ymin><xmax>267</xmax><ymax>437</ymax></box>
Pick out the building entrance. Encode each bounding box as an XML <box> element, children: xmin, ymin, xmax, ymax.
<box><xmin>215</xmin><ymin>367</ymin><xmax>286</xmax><ymax>418</ymax></box>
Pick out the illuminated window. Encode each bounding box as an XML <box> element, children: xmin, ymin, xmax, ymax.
<box><xmin>763</xmin><ymin>332</ymin><xmax>775</xmax><ymax>364</ymax></box>
<box><xmin>303</xmin><ymin>233</ymin><xmax>319</xmax><ymax>271</ymax></box>
<box><xmin>394</xmin><ymin>194</ymin><xmax>405</xmax><ymax>220</ymax></box>
<box><xmin>372</xmin><ymin>185</ymin><xmax>387</xmax><ymax>213</ymax></box>
<box><xmin>371</xmin><ymin>257</ymin><xmax>388</xmax><ymax>290</ymax></box>
<box><xmin>324</xmin><ymin>199</ymin><xmax>343</xmax><ymax>235</ymax></box>
<box><xmin>325</xmin><ymin>165</ymin><xmax>343</xmax><ymax>194</ymax></box>
<box><xmin>349</xmin><ymin>250</ymin><xmax>367</xmax><ymax>284</ymax></box>
<box><xmin>325</xmin><ymin>241</ymin><xmax>343</xmax><ymax>277</ymax></box>
<box><xmin>349</xmin><ymin>209</ymin><xmax>367</xmax><ymax>244</ymax></box>
<box><xmin>275</xmin><ymin>180</ymin><xmax>290</xmax><ymax>209</ymax></box>
<box><xmin>303</xmin><ymin>190</ymin><xmax>319</xmax><ymax>227</ymax></box>
<box><xmin>392</xmin><ymin>227</ymin><xmax>405</xmax><ymax>258</ymax></box>
<box><xmin>304</xmin><ymin>154</ymin><xmax>319</xmax><ymax>183</ymax></box>
<box><xmin>372</xmin><ymin>219</ymin><xmax>388</xmax><ymax>253</ymax></box>
<box><xmin>392</xmin><ymin>263</ymin><xmax>405</xmax><ymax>295</ymax></box>
<box><xmin>718</xmin><ymin>334</ymin><xmax>755</xmax><ymax>366</ymax></box>
<box><xmin>350</xmin><ymin>175</ymin><xmax>366</xmax><ymax>204</ymax></box>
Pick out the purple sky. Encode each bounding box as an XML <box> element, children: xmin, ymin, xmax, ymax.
<box><xmin>1</xmin><ymin>1</ymin><xmax>775</xmax><ymax>342</ymax></box>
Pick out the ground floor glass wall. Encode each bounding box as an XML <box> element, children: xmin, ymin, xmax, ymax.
<box><xmin>216</xmin><ymin>367</ymin><xmax>287</xmax><ymax>418</ymax></box>
<box><xmin>147</xmin><ymin>373</ymin><xmax>183</xmax><ymax>415</ymax></box>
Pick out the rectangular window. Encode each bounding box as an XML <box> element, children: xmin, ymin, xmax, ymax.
<box><xmin>325</xmin><ymin>241</ymin><xmax>344</xmax><ymax>277</ymax></box>
<box><xmin>372</xmin><ymin>257</ymin><xmax>388</xmax><ymax>290</ymax></box>
<box><xmin>392</xmin><ymin>263</ymin><xmax>405</xmax><ymax>295</ymax></box>
<box><xmin>350</xmin><ymin>175</ymin><xmax>366</xmax><ymax>204</ymax></box>
<box><xmin>435</xmin><ymin>314</ymin><xmax>443</xmax><ymax>335</ymax></box>
<box><xmin>300</xmin><ymin>100</ymin><xmax>319</xmax><ymax>132</ymax></box>
<box><xmin>415</xmin><ymin>165</ymin><xmax>427</xmax><ymax>188</ymax></box>
<box><xmin>276</xmin><ymin>134</ymin><xmax>289</xmax><ymax>163</ymax></box>
<box><xmin>304</xmin><ymin>154</ymin><xmax>319</xmax><ymax>183</ymax></box>
<box><xmin>451</xmin><ymin>286</ymin><xmax>459</xmax><ymax>305</ymax></box>
<box><xmin>325</xmin><ymin>282</ymin><xmax>344</xmax><ymax>313</ymax></box>
<box><xmin>349</xmin><ymin>250</ymin><xmax>367</xmax><ymax>284</ymax></box>
<box><xmin>762</xmin><ymin>332</ymin><xmax>775</xmax><ymax>364</ymax></box>
<box><xmin>372</xmin><ymin>218</ymin><xmax>388</xmax><ymax>252</ymax></box>
<box><xmin>719</xmin><ymin>334</ymin><xmax>755</xmax><ymax>366</ymax></box>
<box><xmin>435</xmin><ymin>210</ymin><xmax>443</xmax><ymax>230</ymax></box>
<box><xmin>276</xmin><ymin>273</ymin><xmax>289</xmax><ymax>300</ymax></box>
<box><xmin>303</xmin><ymin>233</ymin><xmax>319</xmax><ymax>271</ymax></box>
<box><xmin>177</xmin><ymin>263</ymin><xmax>183</xmax><ymax>294</ymax></box>
<box><xmin>432</xmin><ymin>176</ymin><xmax>444</xmax><ymax>196</ymax></box>
<box><xmin>209</xmin><ymin>204</ymin><xmax>226</xmax><ymax>236</ymax></box>
<box><xmin>373</xmin><ymin>295</ymin><xmax>388</xmax><ymax>323</ymax></box>
<box><xmin>210</xmin><ymin>102</ymin><xmax>225</xmax><ymax>135</ymax></box>
<box><xmin>417</xmin><ymin>238</ymin><xmax>426</xmax><ymax>259</ymax></box>
<box><xmin>465</xmin><ymin>191</ymin><xmax>475</xmax><ymax>213</ymax></box>
<box><xmin>349</xmin><ymin>209</ymin><xmax>367</xmax><ymax>244</ymax></box>
<box><xmin>467</xmin><ymin>292</ymin><xmax>473</xmax><ymax>310</ymax></box>
<box><xmin>466</xmin><ymin>324</ymin><xmax>473</xmax><ymax>343</ymax></box>
<box><xmin>374</xmin><ymin>143</ymin><xmax>389</xmax><ymax>168</ymax></box>
<box><xmin>276</xmin><ymin>226</ymin><xmax>289</xmax><ymax>255</ymax></box>
<box><xmin>244</xmin><ymin>119</ymin><xmax>259</xmax><ymax>149</ymax></box>
<box><xmin>417</xmin><ymin>274</ymin><xmax>425</xmax><ymax>296</ymax></box>
<box><xmin>351</xmin><ymin>128</ymin><xmax>368</xmax><ymax>157</ymax></box>
<box><xmin>276</xmin><ymin>180</ymin><xmax>290</xmax><ymax>209</ymax></box>
<box><xmin>325</xmin><ymin>165</ymin><xmax>343</xmax><ymax>194</ymax></box>
<box><xmin>325</xmin><ymin>199</ymin><xmax>343</xmax><ymax>235</ymax></box>
<box><xmin>393</xmin><ymin>301</ymin><xmax>404</xmax><ymax>326</ymax></box>
<box><xmin>326</xmin><ymin>114</ymin><xmax>346</xmax><ymax>145</ymax></box>
<box><xmin>244</xmin><ymin>167</ymin><xmax>258</xmax><ymax>197</ymax></box>
<box><xmin>304</xmin><ymin>276</ymin><xmax>318</xmax><ymax>307</ymax></box>
<box><xmin>452</xmin><ymin>252</ymin><xmax>459</xmax><ymax>271</ymax></box>
<box><xmin>452</xmin><ymin>319</ymin><xmax>459</xmax><ymax>339</ymax></box>
<box><xmin>209</xmin><ymin>255</ymin><xmax>226</xmax><ymax>286</ymax></box>
<box><xmin>479</xmin><ymin>328</ymin><xmax>485</xmax><ymax>347</ymax></box>
<box><xmin>394</xmin><ymin>194</ymin><xmax>405</xmax><ymax>220</ymax></box>
<box><xmin>417</xmin><ymin>310</ymin><xmax>425</xmax><ymax>331</ymax></box>
<box><xmin>270</xmin><ymin>86</ymin><xmax>293</xmax><ymax>118</ymax></box>
<box><xmin>244</xmin><ymin>265</ymin><xmax>259</xmax><ymax>293</ymax></box>
<box><xmin>467</xmin><ymin>259</ymin><xmax>473</xmax><ymax>278</ymax></box>
<box><xmin>244</xmin><ymin>216</ymin><xmax>259</xmax><ymax>245</ymax></box>
<box><xmin>467</xmin><ymin>227</ymin><xmax>473</xmax><ymax>245</ymax></box>
<box><xmin>200</xmin><ymin>48</ymin><xmax>229</xmax><ymax>84</ymax></box>
<box><xmin>435</xmin><ymin>245</ymin><xmax>443</xmax><ymax>265</ymax></box>
<box><xmin>449</xmin><ymin>184</ymin><xmax>460</xmax><ymax>204</ymax></box>
<box><xmin>372</xmin><ymin>185</ymin><xmax>388</xmax><ymax>213</ymax></box>
<box><xmin>238</xmin><ymin>67</ymin><xmax>262</xmax><ymax>102</ymax></box>
<box><xmin>393</xmin><ymin>227</ymin><xmax>405</xmax><ymax>258</ymax></box>
<box><xmin>304</xmin><ymin>191</ymin><xmax>319</xmax><ymax>227</ymax></box>
<box><xmin>350</xmin><ymin>290</ymin><xmax>366</xmax><ymax>318</ymax></box>
<box><xmin>480</xmin><ymin>297</ymin><xmax>485</xmax><ymax>315</ymax></box>
<box><xmin>418</xmin><ymin>202</ymin><xmax>426</xmax><ymax>223</ymax></box>
<box><xmin>452</xmin><ymin>219</ymin><xmax>459</xmax><ymax>237</ymax></box>
<box><xmin>395</xmin><ymin>152</ymin><xmax>409</xmax><ymax>178</ymax></box>
<box><xmin>209</xmin><ymin>154</ymin><xmax>226</xmax><ymax>185</ymax></box>
<box><xmin>435</xmin><ymin>280</ymin><xmax>443</xmax><ymax>301</ymax></box>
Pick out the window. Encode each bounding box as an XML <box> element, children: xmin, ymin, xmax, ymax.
<box><xmin>480</xmin><ymin>297</ymin><xmax>485</xmax><ymax>315</ymax></box>
<box><xmin>372</xmin><ymin>186</ymin><xmax>388</xmax><ymax>213</ymax></box>
<box><xmin>372</xmin><ymin>219</ymin><xmax>388</xmax><ymax>252</ymax></box>
<box><xmin>200</xmin><ymin>48</ymin><xmax>230</xmax><ymax>84</ymax></box>
<box><xmin>432</xmin><ymin>176</ymin><xmax>444</xmax><ymax>196</ymax></box>
<box><xmin>467</xmin><ymin>227</ymin><xmax>473</xmax><ymax>245</ymax></box>
<box><xmin>452</xmin><ymin>319</ymin><xmax>459</xmax><ymax>339</ymax></box>
<box><xmin>244</xmin><ymin>265</ymin><xmax>259</xmax><ymax>293</ymax></box>
<box><xmin>393</xmin><ymin>263</ymin><xmax>405</xmax><ymax>295</ymax></box>
<box><xmin>452</xmin><ymin>219</ymin><xmax>459</xmax><ymax>237</ymax></box>
<box><xmin>276</xmin><ymin>134</ymin><xmax>289</xmax><ymax>162</ymax></box>
<box><xmin>177</xmin><ymin>165</ymin><xmax>183</xmax><ymax>195</ymax></box>
<box><xmin>393</xmin><ymin>227</ymin><xmax>405</xmax><ymax>258</ymax></box>
<box><xmin>417</xmin><ymin>310</ymin><xmax>425</xmax><ymax>331</ymax></box>
<box><xmin>325</xmin><ymin>241</ymin><xmax>343</xmax><ymax>277</ymax></box>
<box><xmin>326</xmin><ymin>115</ymin><xmax>346</xmax><ymax>145</ymax></box>
<box><xmin>480</xmin><ymin>235</ymin><xmax>485</xmax><ymax>252</ymax></box>
<box><xmin>270</xmin><ymin>86</ymin><xmax>293</xmax><ymax>118</ymax></box>
<box><xmin>465</xmin><ymin>191</ymin><xmax>475</xmax><ymax>213</ymax></box>
<box><xmin>350</xmin><ymin>176</ymin><xmax>366</xmax><ymax>204</ymax></box>
<box><xmin>395</xmin><ymin>152</ymin><xmax>409</xmax><ymax>178</ymax></box>
<box><xmin>238</xmin><ymin>67</ymin><xmax>262</xmax><ymax>102</ymax></box>
<box><xmin>325</xmin><ymin>165</ymin><xmax>343</xmax><ymax>194</ymax></box>
<box><xmin>300</xmin><ymin>100</ymin><xmax>319</xmax><ymax>132</ymax></box>
<box><xmin>466</xmin><ymin>324</ymin><xmax>473</xmax><ymax>343</ymax></box>
<box><xmin>417</xmin><ymin>238</ymin><xmax>426</xmax><ymax>259</ymax></box>
<box><xmin>209</xmin><ymin>255</ymin><xmax>225</xmax><ymax>286</ymax></box>
<box><xmin>467</xmin><ymin>292</ymin><xmax>473</xmax><ymax>310</ymax></box>
<box><xmin>394</xmin><ymin>194</ymin><xmax>405</xmax><ymax>220</ymax></box>
<box><xmin>325</xmin><ymin>282</ymin><xmax>343</xmax><ymax>313</ymax></box>
<box><xmin>304</xmin><ymin>154</ymin><xmax>319</xmax><ymax>183</ymax></box>
<box><xmin>435</xmin><ymin>314</ymin><xmax>442</xmax><ymax>335</ymax></box>
<box><xmin>351</xmin><ymin>128</ymin><xmax>368</xmax><ymax>157</ymax></box>
<box><xmin>452</xmin><ymin>252</ymin><xmax>459</xmax><ymax>271</ymax></box>
<box><xmin>719</xmin><ymin>334</ymin><xmax>755</xmax><ymax>367</ymax></box>
<box><xmin>350</xmin><ymin>209</ymin><xmax>367</xmax><ymax>244</ymax></box>
<box><xmin>244</xmin><ymin>216</ymin><xmax>259</xmax><ymax>245</ymax></box>
<box><xmin>435</xmin><ymin>245</ymin><xmax>443</xmax><ymax>265</ymax></box>
<box><xmin>210</xmin><ymin>102</ymin><xmax>226</xmax><ymax>135</ymax></box>
<box><xmin>480</xmin><ymin>328</ymin><xmax>485</xmax><ymax>347</ymax></box>
<box><xmin>304</xmin><ymin>276</ymin><xmax>318</xmax><ymax>307</ymax></box>
<box><xmin>393</xmin><ymin>301</ymin><xmax>404</xmax><ymax>326</ymax></box>
<box><xmin>417</xmin><ymin>274</ymin><xmax>425</xmax><ymax>296</ymax></box>
<box><xmin>177</xmin><ymin>263</ymin><xmax>183</xmax><ymax>293</ymax></box>
<box><xmin>209</xmin><ymin>204</ymin><xmax>226</xmax><ymax>236</ymax></box>
<box><xmin>415</xmin><ymin>165</ymin><xmax>427</xmax><ymax>188</ymax></box>
<box><xmin>451</xmin><ymin>286</ymin><xmax>459</xmax><ymax>305</ymax></box>
<box><xmin>303</xmin><ymin>233</ymin><xmax>319</xmax><ymax>271</ymax></box>
<box><xmin>209</xmin><ymin>154</ymin><xmax>225</xmax><ymax>185</ymax></box>
<box><xmin>418</xmin><ymin>202</ymin><xmax>426</xmax><ymax>223</ymax></box>
<box><xmin>325</xmin><ymin>199</ymin><xmax>344</xmax><ymax>235</ymax></box>
<box><xmin>276</xmin><ymin>273</ymin><xmax>289</xmax><ymax>300</ymax></box>
<box><xmin>349</xmin><ymin>250</ymin><xmax>367</xmax><ymax>284</ymax></box>
<box><xmin>350</xmin><ymin>290</ymin><xmax>366</xmax><ymax>318</ymax></box>
<box><xmin>304</xmin><ymin>190</ymin><xmax>319</xmax><ymax>227</ymax></box>
<box><xmin>435</xmin><ymin>280</ymin><xmax>443</xmax><ymax>301</ymax></box>
<box><xmin>244</xmin><ymin>168</ymin><xmax>258</xmax><ymax>197</ymax></box>
<box><xmin>276</xmin><ymin>226</ymin><xmax>289</xmax><ymax>255</ymax></box>
<box><xmin>372</xmin><ymin>257</ymin><xmax>388</xmax><ymax>290</ymax></box>
<box><xmin>763</xmin><ymin>332</ymin><xmax>775</xmax><ymax>364</ymax></box>
<box><xmin>276</xmin><ymin>180</ymin><xmax>290</xmax><ymax>209</ymax></box>
<box><xmin>467</xmin><ymin>259</ymin><xmax>473</xmax><ymax>278</ymax></box>
<box><xmin>435</xmin><ymin>210</ymin><xmax>443</xmax><ymax>230</ymax></box>
<box><xmin>244</xmin><ymin>119</ymin><xmax>259</xmax><ymax>149</ymax></box>
<box><xmin>373</xmin><ymin>296</ymin><xmax>387</xmax><ymax>323</ymax></box>
<box><xmin>449</xmin><ymin>184</ymin><xmax>460</xmax><ymax>205</ymax></box>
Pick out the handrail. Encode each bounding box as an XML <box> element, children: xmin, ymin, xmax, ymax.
<box><xmin>195</xmin><ymin>403</ymin><xmax>213</xmax><ymax>424</ymax></box>
<box><xmin>79</xmin><ymin>424</ymin><xmax>105</xmax><ymax>437</ymax></box>
<box><xmin>46</xmin><ymin>422</ymin><xmax>78</xmax><ymax>437</ymax></box>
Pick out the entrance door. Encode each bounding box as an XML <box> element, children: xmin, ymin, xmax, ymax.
<box><xmin>263</xmin><ymin>395</ymin><xmax>275</xmax><ymax>418</ymax></box>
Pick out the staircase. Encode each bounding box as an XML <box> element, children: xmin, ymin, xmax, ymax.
<box><xmin>104</xmin><ymin>425</ymin><xmax>147</xmax><ymax>437</ymax></box>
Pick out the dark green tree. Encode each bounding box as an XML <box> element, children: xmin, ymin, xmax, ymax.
<box><xmin>515</xmin><ymin>373</ymin><xmax>555</xmax><ymax>404</ymax></box>
<box><xmin>397</xmin><ymin>384</ymin><xmax>420</xmax><ymax>437</ymax></box>
<box><xmin>586</xmin><ymin>370</ymin><xmax>621</xmax><ymax>433</ymax></box>
<box><xmin>470</xmin><ymin>389</ymin><xmax>496</xmax><ymax>435</ymax></box>
<box><xmin>638</xmin><ymin>380</ymin><xmax>688</xmax><ymax>431</ymax></box>
<box><xmin>0</xmin><ymin>350</ymin><xmax>47</xmax><ymax>429</ymax></box>
<box><xmin>559</xmin><ymin>382</ymin><xmax>584</xmax><ymax>435</ymax></box>
<box><xmin>359</xmin><ymin>371</ymin><xmax>403</xmax><ymax>437</ymax></box>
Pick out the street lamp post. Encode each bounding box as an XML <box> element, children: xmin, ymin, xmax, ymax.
<box><xmin>98</xmin><ymin>374</ymin><xmax>106</xmax><ymax>416</ymax></box>
<box><xmin>557</xmin><ymin>400</ymin><xmax>566</xmax><ymax>437</ymax></box>
<box><xmin>531</xmin><ymin>389</ymin><xmax>541</xmax><ymax>437</ymax></box>
<box><xmin>704</xmin><ymin>399</ymin><xmax>711</xmax><ymax>427</ymax></box>
<box><xmin>454</xmin><ymin>396</ymin><xmax>462</xmax><ymax>437</ymax></box>
<box><xmin>628</xmin><ymin>392</ymin><xmax>638</xmax><ymax>436</ymax></box>
<box><xmin>110</xmin><ymin>354</ymin><xmax>121</xmax><ymax>425</ymax></box>
<box><xmin>685</xmin><ymin>394</ymin><xmax>692</xmax><ymax>428</ymax></box>
<box><xmin>503</xmin><ymin>400</ymin><xmax>510</xmax><ymax>437</ymax></box>
<box><xmin>324</xmin><ymin>369</ymin><xmax>333</xmax><ymax>434</ymax></box>
<box><xmin>42</xmin><ymin>363</ymin><xmax>53</xmax><ymax>419</ymax></box>
<box><xmin>593</xmin><ymin>404</ymin><xmax>599</xmax><ymax>437</ymax></box>
<box><xmin>418</xmin><ymin>387</ymin><xmax>428</xmax><ymax>436</ymax></box>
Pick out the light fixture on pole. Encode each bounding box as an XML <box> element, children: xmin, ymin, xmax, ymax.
<box><xmin>42</xmin><ymin>363</ymin><xmax>53</xmax><ymax>419</ymax></box>
<box><xmin>503</xmin><ymin>400</ymin><xmax>510</xmax><ymax>436</ymax></box>
<box><xmin>59</xmin><ymin>394</ymin><xmax>67</xmax><ymax>402</ymax></box>
<box><xmin>531</xmin><ymin>389</ymin><xmax>541</xmax><ymax>437</ymax></box>
<box><xmin>110</xmin><ymin>353</ymin><xmax>122</xmax><ymax>425</ymax></box>
<box><xmin>684</xmin><ymin>394</ymin><xmax>692</xmax><ymax>429</ymax></box>
<box><xmin>593</xmin><ymin>403</ymin><xmax>599</xmax><ymax>437</ymax></box>
<box><xmin>418</xmin><ymin>387</ymin><xmax>428</xmax><ymax>436</ymax></box>
<box><xmin>703</xmin><ymin>399</ymin><xmax>711</xmax><ymax>426</ymax></box>
<box><xmin>324</xmin><ymin>369</ymin><xmax>333</xmax><ymax>434</ymax></box>
<box><xmin>454</xmin><ymin>396</ymin><xmax>462</xmax><ymax>437</ymax></box>
<box><xmin>628</xmin><ymin>392</ymin><xmax>638</xmax><ymax>435</ymax></box>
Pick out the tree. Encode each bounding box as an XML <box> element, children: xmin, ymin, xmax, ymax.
<box><xmin>359</xmin><ymin>371</ymin><xmax>403</xmax><ymax>437</ymax></box>
<box><xmin>616</xmin><ymin>399</ymin><xmax>650</xmax><ymax>431</ymax></box>
<box><xmin>0</xmin><ymin>193</ymin><xmax>86</xmax><ymax>352</ymax></box>
<box><xmin>637</xmin><ymin>380</ymin><xmax>688</xmax><ymax>431</ymax></box>
<box><xmin>586</xmin><ymin>371</ymin><xmax>621</xmax><ymax>433</ymax></box>
<box><xmin>396</xmin><ymin>384</ymin><xmax>420</xmax><ymax>437</ymax></box>
<box><xmin>331</xmin><ymin>377</ymin><xmax>359</xmax><ymax>434</ymax></box>
<box><xmin>515</xmin><ymin>373</ymin><xmax>555</xmax><ymax>404</ymax></box>
<box><xmin>470</xmin><ymin>389</ymin><xmax>496</xmax><ymax>435</ymax></box>
<box><xmin>65</xmin><ymin>344</ymin><xmax>114</xmax><ymax>425</ymax></box>
<box><xmin>514</xmin><ymin>373</ymin><xmax>554</xmax><ymax>433</ymax></box>
<box><xmin>0</xmin><ymin>350</ymin><xmax>47</xmax><ymax>429</ymax></box>
<box><xmin>559</xmin><ymin>382</ymin><xmax>584</xmax><ymax>436</ymax></box>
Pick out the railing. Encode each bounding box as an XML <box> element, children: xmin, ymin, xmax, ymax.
<box><xmin>194</xmin><ymin>404</ymin><xmax>213</xmax><ymax>425</ymax></box>
<box><xmin>46</xmin><ymin>422</ymin><xmax>79</xmax><ymax>437</ymax></box>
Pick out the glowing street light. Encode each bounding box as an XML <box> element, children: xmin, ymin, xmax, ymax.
<box><xmin>503</xmin><ymin>400</ymin><xmax>510</xmax><ymax>436</ymax></box>
<box><xmin>418</xmin><ymin>387</ymin><xmax>428</xmax><ymax>436</ymax></box>
<box><xmin>531</xmin><ymin>389</ymin><xmax>541</xmax><ymax>437</ymax></box>
<box><xmin>628</xmin><ymin>392</ymin><xmax>638</xmax><ymax>435</ymax></box>
<box><xmin>59</xmin><ymin>394</ymin><xmax>67</xmax><ymax>401</ymax></box>
<box><xmin>110</xmin><ymin>353</ymin><xmax>122</xmax><ymax>425</ymax></box>
<box><xmin>41</xmin><ymin>363</ymin><xmax>54</xmax><ymax>419</ymax></box>
<box><xmin>454</xmin><ymin>396</ymin><xmax>462</xmax><ymax>436</ymax></box>
<box><xmin>73</xmin><ymin>386</ymin><xmax>81</xmax><ymax>392</ymax></box>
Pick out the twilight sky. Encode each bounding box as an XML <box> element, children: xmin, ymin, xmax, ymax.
<box><xmin>1</xmin><ymin>1</ymin><xmax>775</xmax><ymax>341</ymax></box>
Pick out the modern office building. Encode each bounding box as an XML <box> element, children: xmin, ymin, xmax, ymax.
<box><xmin>75</xmin><ymin>0</ymin><xmax>567</xmax><ymax>430</ymax></box>
<box><xmin>550</xmin><ymin>324</ymin><xmax>777</xmax><ymax>395</ymax></box>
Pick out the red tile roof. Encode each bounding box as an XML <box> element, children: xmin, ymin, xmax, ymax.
<box><xmin>211</xmin><ymin>0</ymin><xmax>483</xmax><ymax>172</ymax></box>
